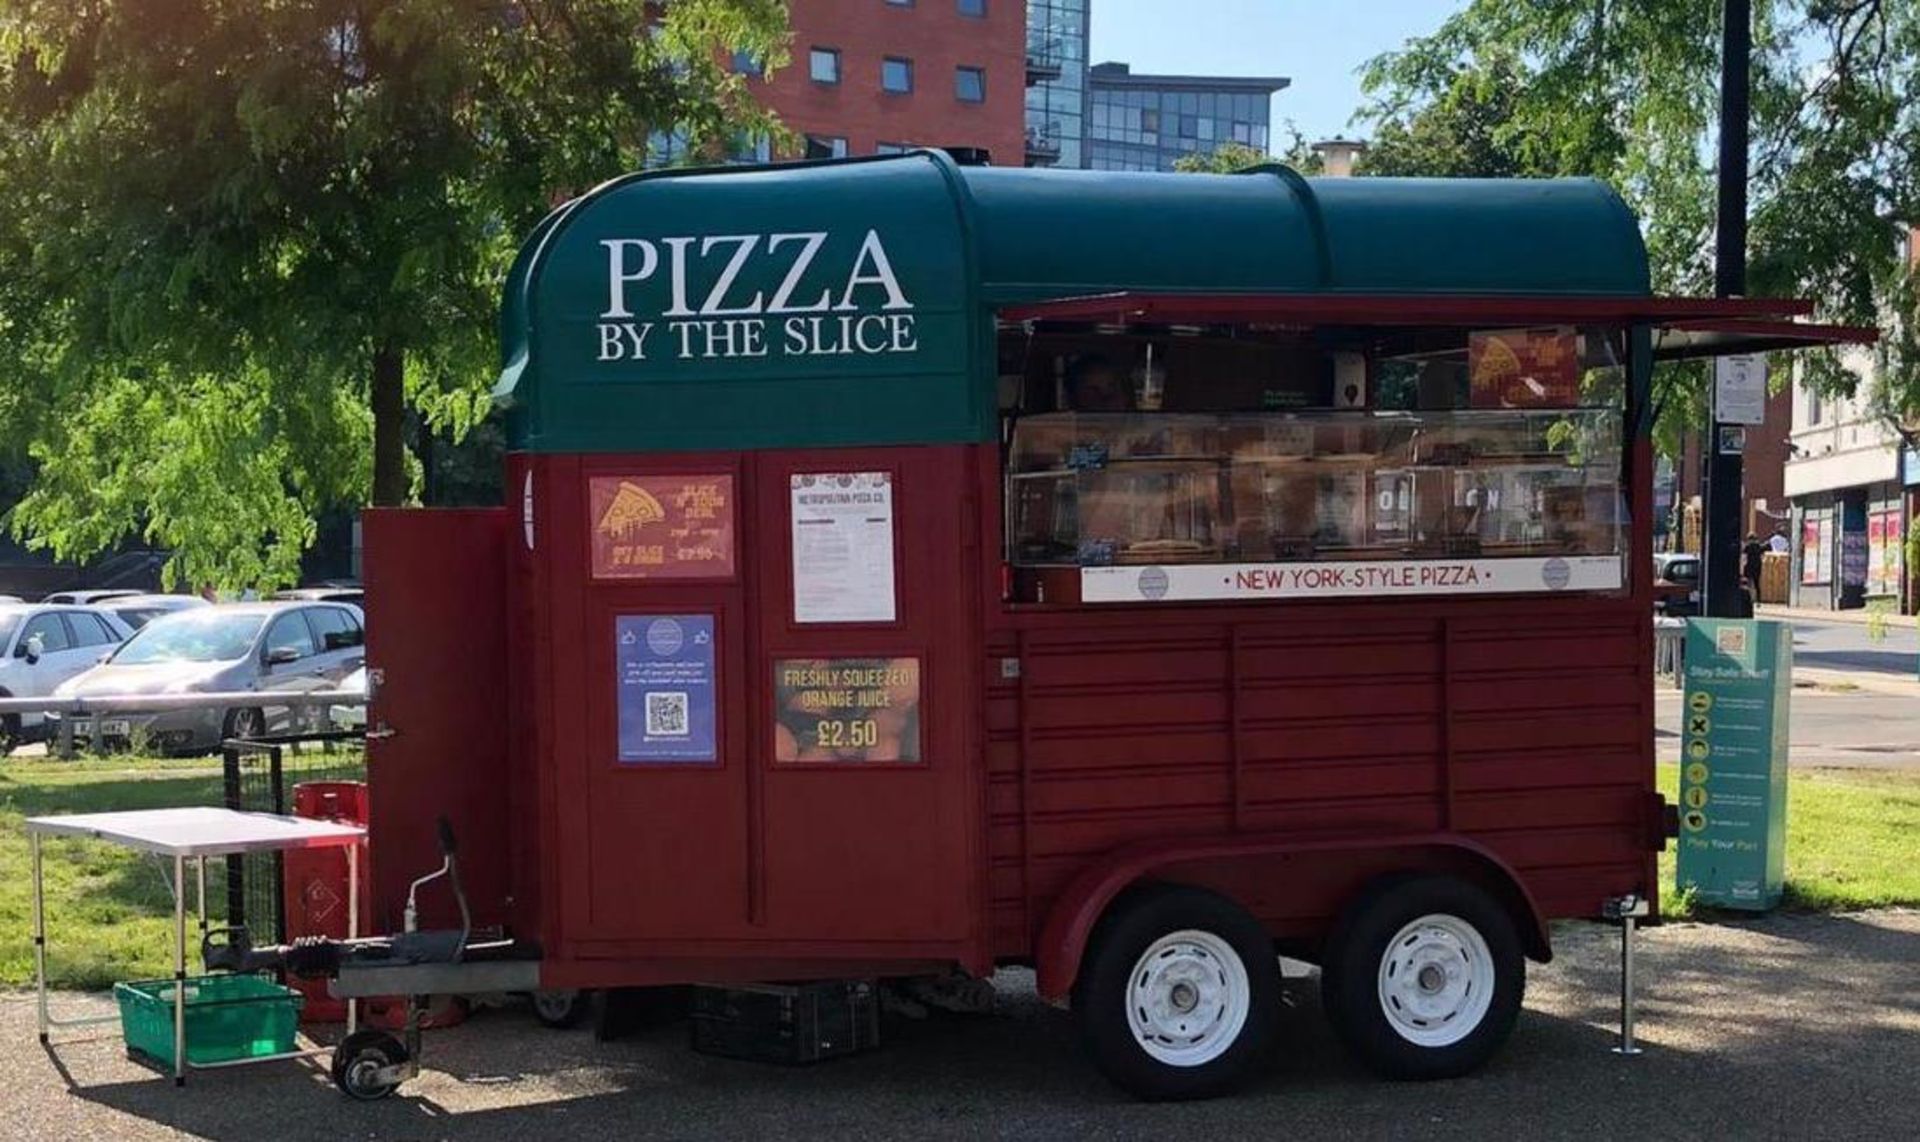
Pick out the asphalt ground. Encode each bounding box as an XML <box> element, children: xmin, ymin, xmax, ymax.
<box><xmin>1656</xmin><ymin>687</ymin><xmax>1920</xmax><ymax>769</ymax></box>
<box><xmin>5</xmin><ymin>909</ymin><xmax>1917</xmax><ymax>1141</ymax></box>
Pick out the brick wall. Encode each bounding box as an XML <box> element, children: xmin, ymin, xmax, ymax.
<box><xmin>749</xmin><ymin>0</ymin><xmax>1026</xmax><ymax>166</ymax></box>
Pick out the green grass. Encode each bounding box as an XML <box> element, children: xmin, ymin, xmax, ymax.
<box><xmin>1657</xmin><ymin>762</ymin><xmax>1920</xmax><ymax>916</ymax></box>
<box><xmin>2</xmin><ymin>754</ymin><xmax>1914</xmax><ymax>989</ymax></box>
<box><xmin>0</xmin><ymin>751</ymin><xmax>362</xmax><ymax>989</ymax></box>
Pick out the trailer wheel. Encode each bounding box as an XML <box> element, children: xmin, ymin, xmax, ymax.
<box><xmin>1320</xmin><ymin>875</ymin><xmax>1523</xmax><ymax>1080</ymax></box>
<box><xmin>331</xmin><ymin>1029</ymin><xmax>409</xmax><ymax>1101</ymax></box>
<box><xmin>531</xmin><ymin>988</ymin><xmax>592</xmax><ymax>1029</ymax></box>
<box><xmin>1072</xmin><ymin>885</ymin><xmax>1281</xmax><ymax>1101</ymax></box>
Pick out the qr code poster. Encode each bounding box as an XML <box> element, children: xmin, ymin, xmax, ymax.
<box><xmin>616</xmin><ymin>615</ymin><xmax>717</xmax><ymax>764</ymax></box>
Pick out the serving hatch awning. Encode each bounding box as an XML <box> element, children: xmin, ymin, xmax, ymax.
<box><xmin>996</xmin><ymin>291</ymin><xmax>1876</xmax><ymax>358</ymax></box>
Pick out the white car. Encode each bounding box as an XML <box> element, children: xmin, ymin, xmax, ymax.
<box><xmin>329</xmin><ymin>666</ymin><xmax>368</xmax><ymax>732</ymax></box>
<box><xmin>0</xmin><ymin>604</ymin><xmax>135</xmax><ymax>754</ymax></box>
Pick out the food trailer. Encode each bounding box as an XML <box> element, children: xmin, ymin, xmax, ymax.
<box><xmin>347</xmin><ymin>153</ymin><xmax>1867</xmax><ymax>1100</ymax></box>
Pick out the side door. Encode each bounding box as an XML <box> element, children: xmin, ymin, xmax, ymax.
<box><xmin>302</xmin><ymin>606</ymin><xmax>366</xmax><ymax>683</ymax></box>
<box><xmin>259</xmin><ymin>610</ymin><xmax>324</xmax><ymax>731</ymax></box>
<box><xmin>16</xmin><ymin>612</ymin><xmax>77</xmax><ymax>705</ymax></box>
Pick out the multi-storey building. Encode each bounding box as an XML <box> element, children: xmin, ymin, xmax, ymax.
<box><xmin>1785</xmin><ymin>350</ymin><xmax>1912</xmax><ymax>611</ymax></box>
<box><xmin>1024</xmin><ymin>0</ymin><xmax>1090</xmax><ymax>168</ymax></box>
<box><xmin>737</xmin><ymin>0</ymin><xmax>1026</xmax><ymax>165</ymax></box>
<box><xmin>1083</xmin><ymin>62</ymin><xmax>1289</xmax><ymax>171</ymax></box>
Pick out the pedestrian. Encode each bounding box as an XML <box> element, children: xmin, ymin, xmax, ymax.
<box><xmin>1768</xmin><ymin>528</ymin><xmax>1789</xmax><ymax>554</ymax></box>
<box><xmin>1742</xmin><ymin>532</ymin><xmax>1765</xmax><ymax>590</ymax></box>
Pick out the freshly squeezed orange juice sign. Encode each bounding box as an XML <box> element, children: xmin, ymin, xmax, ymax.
<box><xmin>1469</xmin><ymin>327</ymin><xmax>1581</xmax><ymax>408</ymax></box>
<box><xmin>590</xmin><ymin>474</ymin><xmax>735</xmax><ymax>579</ymax></box>
<box><xmin>773</xmin><ymin>657</ymin><xmax>922</xmax><ymax>763</ymax></box>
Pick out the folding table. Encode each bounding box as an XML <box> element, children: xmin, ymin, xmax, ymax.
<box><xmin>26</xmin><ymin>806</ymin><xmax>367</xmax><ymax>1085</ymax></box>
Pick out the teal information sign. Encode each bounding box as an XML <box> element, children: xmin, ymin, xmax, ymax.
<box><xmin>1677</xmin><ymin>619</ymin><xmax>1791</xmax><ymax>910</ymax></box>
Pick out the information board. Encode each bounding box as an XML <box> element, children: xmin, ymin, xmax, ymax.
<box><xmin>790</xmin><ymin>472</ymin><xmax>897</xmax><ymax>624</ymax></box>
<box><xmin>1677</xmin><ymin>619</ymin><xmax>1790</xmax><ymax>910</ymax></box>
<box><xmin>615</xmin><ymin>614</ymin><xmax>717</xmax><ymax>764</ymax></box>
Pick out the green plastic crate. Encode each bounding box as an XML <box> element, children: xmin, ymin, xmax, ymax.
<box><xmin>114</xmin><ymin>973</ymin><xmax>303</xmax><ymax>1070</ymax></box>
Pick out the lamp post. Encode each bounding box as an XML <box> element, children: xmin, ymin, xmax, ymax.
<box><xmin>1703</xmin><ymin>0</ymin><xmax>1751</xmax><ymax>617</ymax></box>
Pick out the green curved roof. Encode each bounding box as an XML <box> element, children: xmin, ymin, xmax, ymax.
<box><xmin>497</xmin><ymin>151</ymin><xmax>1649</xmax><ymax>453</ymax></box>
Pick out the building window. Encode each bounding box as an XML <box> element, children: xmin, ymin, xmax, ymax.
<box><xmin>809</xmin><ymin>48</ymin><xmax>841</xmax><ymax>84</ymax></box>
<box><xmin>955</xmin><ymin>66</ymin><xmax>986</xmax><ymax>103</ymax></box>
<box><xmin>731</xmin><ymin>50</ymin><xmax>763</xmax><ymax>78</ymax></box>
<box><xmin>1807</xmin><ymin>389</ymin><xmax>1823</xmax><ymax>426</ymax></box>
<box><xmin>958</xmin><ymin>0</ymin><xmax>985</xmax><ymax>14</ymax></box>
<box><xmin>882</xmin><ymin>57</ymin><xmax>914</xmax><ymax>94</ymax></box>
<box><xmin>805</xmin><ymin>135</ymin><xmax>848</xmax><ymax>160</ymax></box>
<box><xmin>876</xmin><ymin>141</ymin><xmax>913</xmax><ymax>155</ymax></box>
<box><xmin>886</xmin><ymin>0</ymin><xmax>913</xmax><ymax>5</ymax></box>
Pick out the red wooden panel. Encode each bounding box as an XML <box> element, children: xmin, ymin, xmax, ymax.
<box><xmin>362</xmin><ymin>508</ymin><xmax>512</xmax><ymax>934</ymax></box>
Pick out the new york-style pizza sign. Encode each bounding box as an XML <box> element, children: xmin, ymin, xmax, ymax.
<box><xmin>593</xmin><ymin>230</ymin><xmax>920</xmax><ymax>364</ymax></box>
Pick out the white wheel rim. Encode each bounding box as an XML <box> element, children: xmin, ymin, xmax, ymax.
<box><xmin>1124</xmin><ymin>929</ymin><xmax>1251</xmax><ymax>1067</ymax></box>
<box><xmin>1376</xmin><ymin>913</ymin><xmax>1496</xmax><ymax>1048</ymax></box>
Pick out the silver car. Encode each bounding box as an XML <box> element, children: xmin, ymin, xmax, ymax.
<box><xmin>0</xmin><ymin>604</ymin><xmax>135</xmax><ymax>753</ymax></box>
<box><xmin>97</xmin><ymin>593</ymin><xmax>213</xmax><ymax>631</ymax></box>
<box><xmin>51</xmin><ymin>602</ymin><xmax>365</xmax><ymax>754</ymax></box>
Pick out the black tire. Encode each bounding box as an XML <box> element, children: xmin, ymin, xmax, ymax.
<box><xmin>1072</xmin><ymin>884</ymin><xmax>1281</xmax><ymax>1101</ymax></box>
<box><xmin>223</xmin><ymin>706</ymin><xmax>265</xmax><ymax>741</ymax></box>
<box><xmin>531</xmin><ymin>988</ymin><xmax>592</xmax><ymax>1029</ymax></box>
<box><xmin>1320</xmin><ymin>874</ymin><xmax>1524</xmax><ymax>1081</ymax></box>
<box><xmin>0</xmin><ymin>713</ymin><xmax>18</xmax><ymax>758</ymax></box>
<box><xmin>331</xmin><ymin>1028</ymin><xmax>409</xmax><ymax>1101</ymax></box>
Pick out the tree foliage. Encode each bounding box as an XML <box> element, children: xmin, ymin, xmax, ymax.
<box><xmin>1359</xmin><ymin>0</ymin><xmax>1920</xmax><ymax>448</ymax></box>
<box><xmin>0</xmin><ymin>0</ymin><xmax>789</xmax><ymax>588</ymax></box>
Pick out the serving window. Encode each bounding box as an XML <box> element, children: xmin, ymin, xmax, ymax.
<box><xmin>998</xmin><ymin>323</ymin><xmax>1630</xmax><ymax>604</ymax></box>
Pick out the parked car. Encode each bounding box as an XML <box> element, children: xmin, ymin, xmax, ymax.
<box><xmin>1653</xmin><ymin>553</ymin><xmax>1702</xmax><ymax>616</ymax></box>
<box><xmin>41</xmin><ymin>588</ymin><xmax>145</xmax><ymax>606</ymax></box>
<box><xmin>0</xmin><ymin>604</ymin><xmax>135</xmax><ymax>754</ymax></box>
<box><xmin>270</xmin><ymin>584</ymin><xmax>365</xmax><ymax>608</ymax></box>
<box><xmin>96</xmin><ymin>593</ymin><xmax>212</xmax><ymax>631</ymax></box>
<box><xmin>329</xmin><ymin>666</ymin><xmax>368</xmax><ymax>733</ymax></box>
<box><xmin>50</xmin><ymin>602</ymin><xmax>366</xmax><ymax>754</ymax></box>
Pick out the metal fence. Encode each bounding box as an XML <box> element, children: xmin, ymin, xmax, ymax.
<box><xmin>0</xmin><ymin>688</ymin><xmax>363</xmax><ymax>759</ymax></box>
<box><xmin>221</xmin><ymin>734</ymin><xmax>368</xmax><ymax>946</ymax></box>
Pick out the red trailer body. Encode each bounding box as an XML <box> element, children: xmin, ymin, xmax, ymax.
<box><xmin>357</xmin><ymin>154</ymin><xmax>1867</xmax><ymax>1097</ymax></box>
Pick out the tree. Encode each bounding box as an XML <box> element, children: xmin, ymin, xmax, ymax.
<box><xmin>1173</xmin><ymin>122</ymin><xmax>1321</xmax><ymax>175</ymax></box>
<box><xmin>1359</xmin><ymin>1</ymin><xmax>1920</xmax><ymax>445</ymax></box>
<box><xmin>0</xmin><ymin>0</ymin><xmax>788</xmax><ymax>587</ymax></box>
<box><xmin>1360</xmin><ymin>52</ymin><xmax>1553</xmax><ymax>179</ymax></box>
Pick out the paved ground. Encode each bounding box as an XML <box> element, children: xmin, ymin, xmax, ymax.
<box><xmin>1783</xmin><ymin>615</ymin><xmax>1920</xmax><ymax>677</ymax></box>
<box><xmin>6</xmin><ymin>910</ymin><xmax>1917</xmax><ymax>1141</ymax></box>
<box><xmin>1656</xmin><ymin>687</ymin><xmax>1920</xmax><ymax>769</ymax></box>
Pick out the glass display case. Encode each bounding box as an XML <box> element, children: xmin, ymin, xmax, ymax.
<box><xmin>1007</xmin><ymin>408</ymin><xmax>1624</xmax><ymax>570</ymax></box>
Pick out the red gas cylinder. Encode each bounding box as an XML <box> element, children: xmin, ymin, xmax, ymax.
<box><xmin>283</xmin><ymin>780</ymin><xmax>466</xmax><ymax>1030</ymax></box>
<box><xmin>284</xmin><ymin>781</ymin><xmax>372</xmax><ymax>1024</ymax></box>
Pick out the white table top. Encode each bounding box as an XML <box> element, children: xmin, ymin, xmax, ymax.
<box><xmin>25</xmin><ymin>807</ymin><xmax>365</xmax><ymax>857</ymax></box>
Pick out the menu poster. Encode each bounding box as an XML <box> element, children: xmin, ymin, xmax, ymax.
<box><xmin>790</xmin><ymin>472</ymin><xmax>898</xmax><ymax>624</ymax></box>
<box><xmin>590</xmin><ymin>474</ymin><xmax>735</xmax><ymax>579</ymax></box>
<box><xmin>1468</xmin><ymin>327</ymin><xmax>1582</xmax><ymax>409</ymax></box>
<box><xmin>773</xmin><ymin>657</ymin><xmax>921</xmax><ymax>763</ymax></box>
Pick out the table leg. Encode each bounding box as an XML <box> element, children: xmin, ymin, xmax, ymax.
<box><xmin>346</xmin><ymin>842</ymin><xmax>359</xmax><ymax>1034</ymax></box>
<box><xmin>173</xmin><ymin>853</ymin><xmax>186</xmax><ymax>1087</ymax></box>
<box><xmin>31</xmin><ymin>832</ymin><xmax>47</xmax><ymax>1045</ymax></box>
<box><xmin>196</xmin><ymin>857</ymin><xmax>208</xmax><ymax>959</ymax></box>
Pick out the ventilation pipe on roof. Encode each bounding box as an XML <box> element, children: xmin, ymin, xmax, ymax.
<box><xmin>1311</xmin><ymin>137</ymin><xmax>1368</xmax><ymax>178</ymax></box>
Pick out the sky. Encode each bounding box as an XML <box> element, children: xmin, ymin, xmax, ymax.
<box><xmin>1088</xmin><ymin>0</ymin><xmax>1464</xmax><ymax>146</ymax></box>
